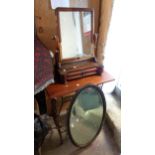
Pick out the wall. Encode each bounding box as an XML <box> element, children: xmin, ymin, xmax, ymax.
<box><xmin>34</xmin><ymin>0</ymin><xmax>101</xmax><ymax>52</ymax></box>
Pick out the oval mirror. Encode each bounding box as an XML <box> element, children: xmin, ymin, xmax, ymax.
<box><xmin>68</xmin><ymin>84</ymin><xmax>106</xmax><ymax>147</ymax></box>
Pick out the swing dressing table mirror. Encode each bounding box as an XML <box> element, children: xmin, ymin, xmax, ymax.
<box><xmin>54</xmin><ymin>7</ymin><xmax>103</xmax><ymax>83</ymax></box>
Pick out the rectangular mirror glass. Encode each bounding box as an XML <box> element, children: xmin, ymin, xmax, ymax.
<box><xmin>56</xmin><ymin>8</ymin><xmax>94</xmax><ymax>60</ymax></box>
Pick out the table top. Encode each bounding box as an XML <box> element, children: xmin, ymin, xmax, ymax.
<box><xmin>46</xmin><ymin>71</ymin><xmax>114</xmax><ymax>98</ymax></box>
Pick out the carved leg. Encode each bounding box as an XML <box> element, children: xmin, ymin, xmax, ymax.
<box><xmin>51</xmin><ymin>98</ymin><xmax>63</xmax><ymax>144</ymax></box>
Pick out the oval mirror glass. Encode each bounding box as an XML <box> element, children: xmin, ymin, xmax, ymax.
<box><xmin>68</xmin><ymin>85</ymin><xmax>106</xmax><ymax>147</ymax></box>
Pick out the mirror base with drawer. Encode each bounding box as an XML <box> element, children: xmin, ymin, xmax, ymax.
<box><xmin>54</xmin><ymin>54</ymin><xmax>103</xmax><ymax>83</ymax></box>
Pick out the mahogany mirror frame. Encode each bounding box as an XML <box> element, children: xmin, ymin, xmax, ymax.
<box><xmin>55</xmin><ymin>7</ymin><xmax>95</xmax><ymax>64</ymax></box>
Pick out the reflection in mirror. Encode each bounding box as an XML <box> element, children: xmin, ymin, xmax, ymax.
<box><xmin>68</xmin><ymin>85</ymin><xmax>106</xmax><ymax>147</ymax></box>
<box><xmin>59</xmin><ymin>11</ymin><xmax>93</xmax><ymax>59</ymax></box>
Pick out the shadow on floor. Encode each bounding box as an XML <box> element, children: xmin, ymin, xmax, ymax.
<box><xmin>41</xmin><ymin>121</ymin><xmax>120</xmax><ymax>155</ymax></box>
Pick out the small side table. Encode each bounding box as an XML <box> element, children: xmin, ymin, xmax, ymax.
<box><xmin>46</xmin><ymin>71</ymin><xmax>114</xmax><ymax>144</ymax></box>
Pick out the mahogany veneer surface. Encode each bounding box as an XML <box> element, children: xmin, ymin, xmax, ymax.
<box><xmin>46</xmin><ymin>71</ymin><xmax>114</xmax><ymax>98</ymax></box>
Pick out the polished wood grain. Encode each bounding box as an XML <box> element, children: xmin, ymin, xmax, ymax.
<box><xmin>46</xmin><ymin>70</ymin><xmax>114</xmax><ymax>99</ymax></box>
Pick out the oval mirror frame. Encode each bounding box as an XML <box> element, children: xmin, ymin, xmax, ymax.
<box><xmin>67</xmin><ymin>84</ymin><xmax>106</xmax><ymax>147</ymax></box>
